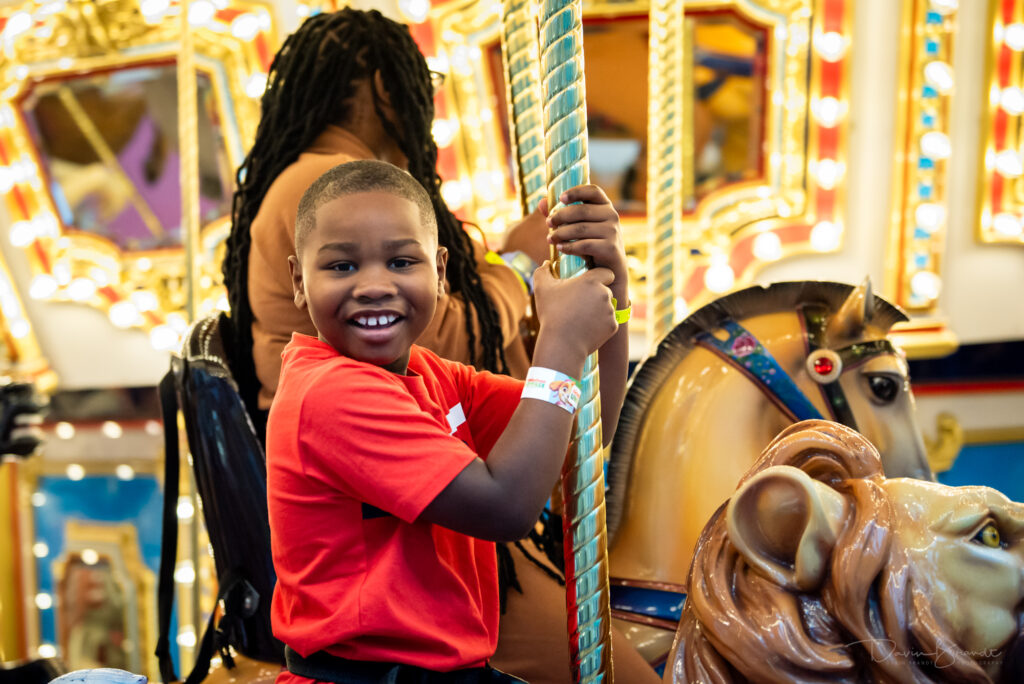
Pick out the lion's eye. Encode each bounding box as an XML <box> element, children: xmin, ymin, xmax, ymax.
<box><xmin>972</xmin><ymin>523</ymin><xmax>1002</xmax><ymax>548</ymax></box>
<box><xmin>867</xmin><ymin>375</ymin><xmax>899</xmax><ymax>404</ymax></box>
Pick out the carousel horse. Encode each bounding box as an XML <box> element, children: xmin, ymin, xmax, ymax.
<box><xmin>606</xmin><ymin>280</ymin><xmax>933</xmax><ymax>667</ymax></box>
<box><xmin>667</xmin><ymin>419</ymin><xmax>1024</xmax><ymax>683</ymax></box>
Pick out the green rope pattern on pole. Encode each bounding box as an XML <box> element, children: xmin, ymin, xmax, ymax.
<box><xmin>501</xmin><ymin>0</ymin><xmax>547</xmax><ymax>214</ymax></box>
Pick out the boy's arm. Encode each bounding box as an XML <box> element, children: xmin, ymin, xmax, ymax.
<box><xmin>420</xmin><ymin>265</ymin><xmax>618</xmax><ymax>542</ymax></box>
<box><xmin>421</xmin><ymin>184</ymin><xmax>628</xmax><ymax>541</ymax></box>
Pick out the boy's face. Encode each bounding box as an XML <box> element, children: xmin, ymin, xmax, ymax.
<box><xmin>289</xmin><ymin>191</ymin><xmax>447</xmax><ymax>374</ymax></box>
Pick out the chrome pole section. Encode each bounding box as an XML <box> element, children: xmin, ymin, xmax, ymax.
<box><xmin>539</xmin><ymin>0</ymin><xmax>613</xmax><ymax>680</ymax></box>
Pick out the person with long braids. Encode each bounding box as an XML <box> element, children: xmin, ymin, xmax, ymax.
<box><xmin>222</xmin><ymin>9</ymin><xmax>658</xmax><ymax>683</ymax></box>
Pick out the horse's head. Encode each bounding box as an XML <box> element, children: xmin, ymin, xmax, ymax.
<box><xmin>801</xmin><ymin>279</ymin><xmax>932</xmax><ymax>480</ymax></box>
<box><xmin>608</xmin><ymin>280</ymin><xmax>932</xmax><ymax>587</ymax></box>
<box><xmin>679</xmin><ymin>278</ymin><xmax>930</xmax><ymax>481</ymax></box>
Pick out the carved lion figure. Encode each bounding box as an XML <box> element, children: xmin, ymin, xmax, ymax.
<box><xmin>667</xmin><ymin>419</ymin><xmax>1024</xmax><ymax>683</ymax></box>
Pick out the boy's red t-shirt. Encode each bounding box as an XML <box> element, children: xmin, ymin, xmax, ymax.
<box><xmin>266</xmin><ymin>334</ymin><xmax>523</xmax><ymax>680</ymax></box>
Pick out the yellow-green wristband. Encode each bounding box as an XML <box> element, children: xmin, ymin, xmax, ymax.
<box><xmin>611</xmin><ymin>297</ymin><xmax>631</xmax><ymax>324</ymax></box>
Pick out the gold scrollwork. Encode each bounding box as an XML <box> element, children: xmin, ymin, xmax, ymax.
<box><xmin>0</xmin><ymin>0</ymin><xmax>273</xmax><ymax>353</ymax></box>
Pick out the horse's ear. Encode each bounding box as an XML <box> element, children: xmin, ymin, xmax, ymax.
<box><xmin>726</xmin><ymin>465</ymin><xmax>848</xmax><ymax>591</ymax></box>
<box><xmin>827</xmin><ymin>277</ymin><xmax>876</xmax><ymax>341</ymax></box>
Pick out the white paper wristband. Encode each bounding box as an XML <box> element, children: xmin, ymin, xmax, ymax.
<box><xmin>521</xmin><ymin>367</ymin><xmax>581</xmax><ymax>414</ymax></box>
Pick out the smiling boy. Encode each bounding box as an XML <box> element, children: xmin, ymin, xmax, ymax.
<box><xmin>266</xmin><ymin>160</ymin><xmax>630</xmax><ymax>683</ymax></box>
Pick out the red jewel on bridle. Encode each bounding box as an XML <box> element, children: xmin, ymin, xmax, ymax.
<box><xmin>806</xmin><ymin>349</ymin><xmax>842</xmax><ymax>384</ymax></box>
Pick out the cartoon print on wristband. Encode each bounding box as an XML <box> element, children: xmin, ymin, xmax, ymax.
<box><xmin>521</xmin><ymin>367</ymin><xmax>582</xmax><ymax>413</ymax></box>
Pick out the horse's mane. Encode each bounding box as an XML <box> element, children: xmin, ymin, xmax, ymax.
<box><xmin>672</xmin><ymin>420</ymin><xmax>996</xmax><ymax>683</ymax></box>
<box><xmin>606</xmin><ymin>281</ymin><xmax>908</xmax><ymax>541</ymax></box>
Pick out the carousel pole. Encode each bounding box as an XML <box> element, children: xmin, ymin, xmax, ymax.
<box><xmin>177</xmin><ymin>0</ymin><xmax>202</xmax><ymax>670</ymax></box>
<box><xmin>646</xmin><ymin>0</ymin><xmax>686</xmax><ymax>343</ymax></box>
<box><xmin>501</xmin><ymin>0</ymin><xmax>546</xmax><ymax>214</ymax></box>
<box><xmin>539</xmin><ymin>0</ymin><xmax>613</xmax><ymax>681</ymax></box>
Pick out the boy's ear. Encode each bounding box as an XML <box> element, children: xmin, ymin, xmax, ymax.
<box><xmin>288</xmin><ymin>255</ymin><xmax>307</xmax><ymax>311</ymax></box>
<box><xmin>435</xmin><ymin>246</ymin><xmax>448</xmax><ymax>297</ymax></box>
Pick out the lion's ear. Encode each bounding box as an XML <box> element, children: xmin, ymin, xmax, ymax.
<box><xmin>726</xmin><ymin>465</ymin><xmax>848</xmax><ymax>591</ymax></box>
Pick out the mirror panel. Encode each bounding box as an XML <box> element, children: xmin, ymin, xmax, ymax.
<box><xmin>0</xmin><ymin>0</ymin><xmax>272</xmax><ymax>354</ymax></box>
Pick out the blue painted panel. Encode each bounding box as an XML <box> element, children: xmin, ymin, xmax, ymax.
<box><xmin>937</xmin><ymin>441</ymin><xmax>1024</xmax><ymax>502</ymax></box>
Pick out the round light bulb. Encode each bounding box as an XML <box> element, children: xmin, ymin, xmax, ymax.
<box><xmin>29</xmin><ymin>274</ymin><xmax>58</xmax><ymax>300</ymax></box>
<box><xmin>55</xmin><ymin>421</ymin><xmax>75</xmax><ymax>440</ymax></box>
<box><xmin>992</xmin><ymin>212</ymin><xmax>1023</xmax><ymax>236</ymax></box>
<box><xmin>704</xmin><ymin>262</ymin><xmax>735</xmax><ymax>294</ymax></box>
<box><xmin>752</xmin><ymin>231</ymin><xmax>783</xmax><ymax>261</ymax></box>
<box><xmin>811</xmin><ymin>221</ymin><xmax>841</xmax><ymax>251</ymax></box>
<box><xmin>1006</xmin><ymin>23</ymin><xmax>1024</xmax><ymax>51</ymax></box>
<box><xmin>996</xmin><ymin>149</ymin><xmax>1024</xmax><ymax>177</ymax></box>
<box><xmin>929</xmin><ymin>0</ymin><xmax>958</xmax><ymax>15</ymax></box>
<box><xmin>397</xmin><ymin>0</ymin><xmax>431</xmax><ymax>23</ymax></box>
<box><xmin>920</xmin><ymin>131</ymin><xmax>952</xmax><ymax>160</ymax></box>
<box><xmin>923</xmin><ymin>61</ymin><xmax>954</xmax><ymax>94</ymax></box>
<box><xmin>67</xmin><ymin>278</ymin><xmax>96</xmax><ymax>302</ymax></box>
<box><xmin>812</xmin><ymin>96</ymin><xmax>843</xmax><ymax>127</ymax></box>
<box><xmin>10</xmin><ymin>221</ymin><xmax>35</xmax><ymax>247</ymax></box>
<box><xmin>1001</xmin><ymin>87</ymin><xmax>1024</xmax><ymax>115</ymax></box>
<box><xmin>813</xmin><ymin>31</ymin><xmax>847</xmax><ymax>62</ymax></box>
<box><xmin>108</xmin><ymin>300</ymin><xmax>141</xmax><ymax>329</ymax></box>
<box><xmin>914</xmin><ymin>202</ymin><xmax>946</xmax><ymax>233</ymax></box>
<box><xmin>814</xmin><ymin>159</ymin><xmax>843</xmax><ymax>190</ymax></box>
<box><xmin>115</xmin><ymin>464</ymin><xmax>135</xmax><ymax>481</ymax></box>
<box><xmin>150</xmin><ymin>325</ymin><xmax>180</xmax><ymax>352</ymax></box>
<box><xmin>910</xmin><ymin>271</ymin><xmax>942</xmax><ymax>300</ymax></box>
<box><xmin>66</xmin><ymin>463</ymin><xmax>85</xmax><ymax>481</ymax></box>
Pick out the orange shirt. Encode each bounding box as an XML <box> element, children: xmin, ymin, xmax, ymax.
<box><xmin>267</xmin><ymin>335</ymin><xmax>524</xmax><ymax>679</ymax></box>
<box><xmin>248</xmin><ymin>126</ymin><xmax>530</xmax><ymax>409</ymax></box>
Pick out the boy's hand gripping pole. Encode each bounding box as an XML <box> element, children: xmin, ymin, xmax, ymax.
<box><xmin>540</xmin><ymin>0</ymin><xmax>614</xmax><ymax>681</ymax></box>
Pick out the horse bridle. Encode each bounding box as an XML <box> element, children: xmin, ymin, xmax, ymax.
<box><xmin>693</xmin><ymin>306</ymin><xmax>899</xmax><ymax>432</ymax></box>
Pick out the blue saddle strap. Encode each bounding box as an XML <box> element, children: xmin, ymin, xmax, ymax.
<box><xmin>695</xmin><ymin>320</ymin><xmax>824</xmax><ymax>422</ymax></box>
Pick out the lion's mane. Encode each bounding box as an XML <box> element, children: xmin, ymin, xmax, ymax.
<box><xmin>670</xmin><ymin>420</ymin><xmax>1001</xmax><ymax>684</ymax></box>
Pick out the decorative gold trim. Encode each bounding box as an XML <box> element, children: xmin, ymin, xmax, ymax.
<box><xmin>0</xmin><ymin>0</ymin><xmax>273</xmax><ymax>350</ymax></box>
<box><xmin>885</xmin><ymin>0</ymin><xmax>956</xmax><ymax>313</ymax></box>
<box><xmin>889</xmin><ymin>317</ymin><xmax>958</xmax><ymax>359</ymax></box>
<box><xmin>977</xmin><ymin>0</ymin><xmax>1024</xmax><ymax>246</ymax></box>
<box><xmin>962</xmin><ymin>425</ymin><xmax>1024</xmax><ymax>446</ymax></box>
<box><xmin>924</xmin><ymin>411</ymin><xmax>963</xmax><ymax>473</ymax></box>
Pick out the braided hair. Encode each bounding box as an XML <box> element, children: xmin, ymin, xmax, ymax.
<box><xmin>223</xmin><ymin>8</ymin><xmax>509</xmax><ymax>420</ymax></box>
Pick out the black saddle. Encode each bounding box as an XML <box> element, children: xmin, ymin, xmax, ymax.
<box><xmin>155</xmin><ymin>314</ymin><xmax>283</xmax><ymax>684</ymax></box>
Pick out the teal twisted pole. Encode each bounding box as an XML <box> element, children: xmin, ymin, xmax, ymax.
<box><xmin>646</xmin><ymin>0</ymin><xmax>685</xmax><ymax>343</ymax></box>
<box><xmin>540</xmin><ymin>0</ymin><xmax>613</xmax><ymax>681</ymax></box>
<box><xmin>501</xmin><ymin>0</ymin><xmax>547</xmax><ymax>213</ymax></box>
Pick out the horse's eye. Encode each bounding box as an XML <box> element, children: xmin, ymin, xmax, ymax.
<box><xmin>867</xmin><ymin>375</ymin><xmax>899</xmax><ymax>403</ymax></box>
<box><xmin>972</xmin><ymin>522</ymin><xmax>1002</xmax><ymax>549</ymax></box>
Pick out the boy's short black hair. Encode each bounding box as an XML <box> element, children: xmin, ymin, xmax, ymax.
<box><xmin>295</xmin><ymin>160</ymin><xmax>438</xmax><ymax>256</ymax></box>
